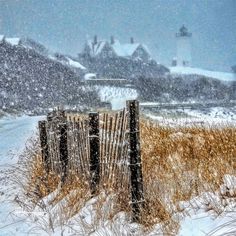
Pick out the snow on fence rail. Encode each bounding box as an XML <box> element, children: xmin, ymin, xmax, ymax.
<box><xmin>38</xmin><ymin>100</ymin><xmax>144</xmax><ymax>221</ymax></box>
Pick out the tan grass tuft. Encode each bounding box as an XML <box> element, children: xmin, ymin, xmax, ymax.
<box><xmin>17</xmin><ymin>120</ymin><xmax>236</xmax><ymax>235</ymax></box>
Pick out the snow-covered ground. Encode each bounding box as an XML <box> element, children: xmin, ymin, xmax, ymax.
<box><xmin>179</xmin><ymin>179</ymin><xmax>236</xmax><ymax>236</ymax></box>
<box><xmin>49</xmin><ymin>55</ymin><xmax>86</xmax><ymax>70</ymax></box>
<box><xmin>0</xmin><ymin>115</ymin><xmax>43</xmax><ymax>235</ymax></box>
<box><xmin>66</xmin><ymin>57</ymin><xmax>86</xmax><ymax>70</ymax></box>
<box><xmin>0</xmin><ymin>114</ymin><xmax>235</xmax><ymax>235</ymax></box>
<box><xmin>97</xmin><ymin>86</ymin><xmax>138</xmax><ymax>110</ymax></box>
<box><xmin>0</xmin><ymin>116</ymin><xmax>43</xmax><ymax>166</ymax></box>
<box><xmin>144</xmin><ymin>106</ymin><xmax>236</xmax><ymax>127</ymax></box>
<box><xmin>169</xmin><ymin>66</ymin><xmax>236</xmax><ymax>82</ymax></box>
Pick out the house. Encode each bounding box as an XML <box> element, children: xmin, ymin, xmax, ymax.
<box><xmin>79</xmin><ymin>35</ymin><xmax>151</xmax><ymax>61</ymax></box>
<box><xmin>82</xmin><ymin>36</ymin><xmax>116</xmax><ymax>59</ymax></box>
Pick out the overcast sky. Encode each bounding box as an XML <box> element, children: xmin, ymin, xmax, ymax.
<box><xmin>0</xmin><ymin>0</ymin><xmax>235</xmax><ymax>71</ymax></box>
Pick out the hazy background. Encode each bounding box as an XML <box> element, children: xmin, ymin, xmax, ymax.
<box><xmin>0</xmin><ymin>0</ymin><xmax>235</xmax><ymax>71</ymax></box>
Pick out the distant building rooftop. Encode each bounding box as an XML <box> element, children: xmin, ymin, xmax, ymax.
<box><xmin>81</xmin><ymin>36</ymin><xmax>151</xmax><ymax>61</ymax></box>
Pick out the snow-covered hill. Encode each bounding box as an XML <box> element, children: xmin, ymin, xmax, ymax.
<box><xmin>169</xmin><ymin>66</ymin><xmax>236</xmax><ymax>82</ymax></box>
<box><xmin>0</xmin><ymin>37</ymin><xmax>100</xmax><ymax>113</ymax></box>
<box><xmin>0</xmin><ymin>35</ymin><xmax>49</xmax><ymax>55</ymax></box>
<box><xmin>1</xmin><ymin>35</ymin><xmax>86</xmax><ymax>72</ymax></box>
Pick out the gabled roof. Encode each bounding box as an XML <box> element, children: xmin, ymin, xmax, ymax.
<box><xmin>111</xmin><ymin>40</ymin><xmax>140</xmax><ymax>57</ymax></box>
<box><xmin>85</xmin><ymin>38</ymin><xmax>150</xmax><ymax>58</ymax></box>
<box><xmin>87</xmin><ymin>40</ymin><xmax>108</xmax><ymax>56</ymax></box>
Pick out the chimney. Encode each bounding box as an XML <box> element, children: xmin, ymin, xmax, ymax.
<box><xmin>94</xmin><ymin>35</ymin><xmax>97</xmax><ymax>44</ymax></box>
<box><xmin>110</xmin><ymin>36</ymin><xmax>115</xmax><ymax>44</ymax></box>
<box><xmin>130</xmin><ymin>37</ymin><xmax>134</xmax><ymax>44</ymax></box>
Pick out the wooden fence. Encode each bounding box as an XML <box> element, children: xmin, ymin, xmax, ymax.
<box><xmin>38</xmin><ymin>100</ymin><xmax>144</xmax><ymax>221</ymax></box>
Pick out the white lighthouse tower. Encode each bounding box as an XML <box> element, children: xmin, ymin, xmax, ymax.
<box><xmin>174</xmin><ymin>25</ymin><xmax>192</xmax><ymax>67</ymax></box>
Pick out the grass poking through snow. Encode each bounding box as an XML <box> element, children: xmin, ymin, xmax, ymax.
<box><xmin>15</xmin><ymin>120</ymin><xmax>236</xmax><ymax>235</ymax></box>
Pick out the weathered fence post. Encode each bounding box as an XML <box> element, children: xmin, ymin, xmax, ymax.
<box><xmin>89</xmin><ymin>112</ymin><xmax>100</xmax><ymax>196</ymax></box>
<box><xmin>38</xmin><ymin>120</ymin><xmax>49</xmax><ymax>173</ymax></box>
<box><xmin>59</xmin><ymin>121</ymin><xmax>68</xmax><ymax>183</ymax></box>
<box><xmin>127</xmin><ymin>100</ymin><xmax>144</xmax><ymax>222</ymax></box>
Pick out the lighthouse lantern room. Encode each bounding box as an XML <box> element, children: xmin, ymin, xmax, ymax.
<box><xmin>175</xmin><ymin>25</ymin><xmax>192</xmax><ymax>67</ymax></box>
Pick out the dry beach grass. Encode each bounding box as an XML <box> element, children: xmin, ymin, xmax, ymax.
<box><xmin>140</xmin><ymin>121</ymin><xmax>236</xmax><ymax>232</ymax></box>
<box><xmin>17</xmin><ymin>119</ymin><xmax>236</xmax><ymax>235</ymax></box>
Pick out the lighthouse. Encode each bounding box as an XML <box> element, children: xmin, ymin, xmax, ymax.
<box><xmin>175</xmin><ymin>25</ymin><xmax>192</xmax><ymax>67</ymax></box>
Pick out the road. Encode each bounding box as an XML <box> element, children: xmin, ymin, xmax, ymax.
<box><xmin>0</xmin><ymin>115</ymin><xmax>43</xmax><ymax>167</ymax></box>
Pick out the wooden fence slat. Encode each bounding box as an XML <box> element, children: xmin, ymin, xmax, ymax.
<box><xmin>113</xmin><ymin>109</ymin><xmax>126</xmax><ymax>188</ymax></box>
<box><xmin>110</xmin><ymin>111</ymin><xmax>123</xmax><ymax>186</ymax></box>
<box><xmin>104</xmin><ymin>115</ymin><xmax>113</xmax><ymax>186</ymax></box>
<box><xmin>107</xmin><ymin>113</ymin><xmax>118</xmax><ymax>187</ymax></box>
<box><xmin>76</xmin><ymin>122</ymin><xmax>85</xmax><ymax>176</ymax></box>
<box><xmin>82</xmin><ymin>120</ymin><xmax>90</xmax><ymax>180</ymax></box>
<box><xmin>100</xmin><ymin>113</ymin><xmax>106</xmax><ymax>184</ymax></box>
